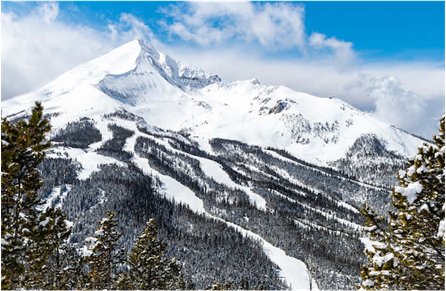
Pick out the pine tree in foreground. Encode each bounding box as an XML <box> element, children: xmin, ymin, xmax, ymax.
<box><xmin>57</xmin><ymin>244</ymin><xmax>88</xmax><ymax>289</ymax></box>
<box><xmin>359</xmin><ymin>116</ymin><xmax>445</xmax><ymax>290</ymax></box>
<box><xmin>1</xmin><ymin>102</ymin><xmax>53</xmax><ymax>289</ymax></box>
<box><xmin>24</xmin><ymin>207</ymin><xmax>72</xmax><ymax>289</ymax></box>
<box><xmin>86</xmin><ymin>211</ymin><xmax>125</xmax><ymax>290</ymax></box>
<box><xmin>359</xmin><ymin>204</ymin><xmax>398</xmax><ymax>289</ymax></box>
<box><xmin>31</xmin><ymin>207</ymin><xmax>73</xmax><ymax>289</ymax></box>
<box><xmin>127</xmin><ymin>218</ymin><xmax>185</xmax><ymax>289</ymax></box>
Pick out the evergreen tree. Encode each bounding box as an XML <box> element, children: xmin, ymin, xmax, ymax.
<box><xmin>1</xmin><ymin>102</ymin><xmax>51</xmax><ymax>289</ymax></box>
<box><xmin>186</xmin><ymin>277</ymin><xmax>196</xmax><ymax>290</ymax></box>
<box><xmin>208</xmin><ymin>281</ymin><xmax>235</xmax><ymax>290</ymax></box>
<box><xmin>359</xmin><ymin>204</ymin><xmax>398</xmax><ymax>289</ymax></box>
<box><xmin>86</xmin><ymin>211</ymin><xmax>125</xmax><ymax>289</ymax></box>
<box><xmin>113</xmin><ymin>272</ymin><xmax>133</xmax><ymax>290</ymax></box>
<box><xmin>24</xmin><ymin>207</ymin><xmax>72</xmax><ymax>289</ymax></box>
<box><xmin>57</xmin><ymin>244</ymin><xmax>88</xmax><ymax>289</ymax></box>
<box><xmin>127</xmin><ymin>218</ymin><xmax>184</xmax><ymax>289</ymax></box>
<box><xmin>29</xmin><ymin>207</ymin><xmax>73</xmax><ymax>289</ymax></box>
<box><xmin>240</xmin><ymin>276</ymin><xmax>250</xmax><ymax>290</ymax></box>
<box><xmin>210</xmin><ymin>282</ymin><xmax>225</xmax><ymax>290</ymax></box>
<box><xmin>359</xmin><ymin>116</ymin><xmax>445</xmax><ymax>290</ymax></box>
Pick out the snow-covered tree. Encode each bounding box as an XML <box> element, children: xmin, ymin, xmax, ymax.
<box><xmin>208</xmin><ymin>281</ymin><xmax>235</xmax><ymax>290</ymax></box>
<box><xmin>113</xmin><ymin>272</ymin><xmax>133</xmax><ymax>290</ymax></box>
<box><xmin>1</xmin><ymin>102</ymin><xmax>52</xmax><ymax>289</ymax></box>
<box><xmin>127</xmin><ymin>218</ymin><xmax>184</xmax><ymax>289</ymax></box>
<box><xmin>359</xmin><ymin>116</ymin><xmax>445</xmax><ymax>289</ymax></box>
<box><xmin>57</xmin><ymin>244</ymin><xmax>88</xmax><ymax>289</ymax></box>
<box><xmin>24</xmin><ymin>207</ymin><xmax>72</xmax><ymax>289</ymax></box>
<box><xmin>86</xmin><ymin>211</ymin><xmax>125</xmax><ymax>289</ymax></box>
<box><xmin>359</xmin><ymin>204</ymin><xmax>399</xmax><ymax>289</ymax></box>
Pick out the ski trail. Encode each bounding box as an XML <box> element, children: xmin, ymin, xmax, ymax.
<box><xmin>118</xmin><ymin>120</ymin><xmax>267</xmax><ymax>211</ymax></box>
<box><xmin>124</xmin><ymin>131</ymin><xmax>315</xmax><ymax>290</ymax></box>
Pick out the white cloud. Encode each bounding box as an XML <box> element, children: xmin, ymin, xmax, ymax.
<box><xmin>345</xmin><ymin>75</ymin><xmax>430</xmax><ymax>134</ymax></box>
<box><xmin>37</xmin><ymin>2</ymin><xmax>59</xmax><ymax>23</ymax></box>
<box><xmin>163</xmin><ymin>2</ymin><xmax>306</xmax><ymax>51</ymax></box>
<box><xmin>112</xmin><ymin>13</ymin><xmax>160</xmax><ymax>47</ymax></box>
<box><xmin>309</xmin><ymin>32</ymin><xmax>355</xmax><ymax>65</ymax></box>
<box><xmin>2</xmin><ymin>4</ymin><xmax>106</xmax><ymax>99</ymax></box>
<box><xmin>161</xmin><ymin>2</ymin><xmax>362</xmax><ymax>68</ymax></box>
<box><xmin>1</xmin><ymin>3</ymin><xmax>159</xmax><ymax>99</ymax></box>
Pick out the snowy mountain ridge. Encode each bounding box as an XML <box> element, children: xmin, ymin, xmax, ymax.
<box><xmin>2</xmin><ymin>39</ymin><xmax>428</xmax><ymax>289</ymax></box>
<box><xmin>3</xmin><ymin>39</ymin><xmax>423</xmax><ymax>166</ymax></box>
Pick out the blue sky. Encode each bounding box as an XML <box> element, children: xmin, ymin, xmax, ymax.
<box><xmin>3</xmin><ymin>1</ymin><xmax>444</xmax><ymax>61</ymax></box>
<box><xmin>1</xmin><ymin>1</ymin><xmax>445</xmax><ymax>137</ymax></box>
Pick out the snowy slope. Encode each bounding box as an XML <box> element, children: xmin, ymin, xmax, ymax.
<box><xmin>4</xmin><ymin>39</ymin><xmax>426</xmax><ymax>290</ymax></box>
<box><xmin>130</xmin><ymin>138</ymin><xmax>313</xmax><ymax>289</ymax></box>
<box><xmin>118</xmin><ymin>120</ymin><xmax>312</xmax><ymax>289</ymax></box>
<box><xmin>2</xmin><ymin>39</ymin><xmax>423</xmax><ymax>167</ymax></box>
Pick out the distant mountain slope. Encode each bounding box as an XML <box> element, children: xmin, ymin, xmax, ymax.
<box><xmin>2</xmin><ymin>39</ymin><xmax>427</xmax><ymax>289</ymax></box>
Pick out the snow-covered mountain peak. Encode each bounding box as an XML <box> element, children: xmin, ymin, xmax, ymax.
<box><xmin>18</xmin><ymin>39</ymin><xmax>219</xmax><ymax>96</ymax></box>
<box><xmin>136</xmin><ymin>39</ymin><xmax>158</xmax><ymax>56</ymax></box>
<box><xmin>134</xmin><ymin>39</ymin><xmax>221</xmax><ymax>90</ymax></box>
<box><xmin>3</xmin><ymin>39</ymin><xmax>222</xmax><ymax>116</ymax></box>
<box><xmin>3</xmin><ymin>39</ymin><xmax>426</xmax><ymax>166</ymax></box>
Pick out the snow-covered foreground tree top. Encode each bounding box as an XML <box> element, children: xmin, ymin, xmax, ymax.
<box><xmin>2</xmin><ymin>39</ymin><xmax>424</xmax><ymax>166</ymax></box>
<box><xmin>359</xmin><ymin>116</ymin><xmax>445</xmax><ymax>290</ymax></box>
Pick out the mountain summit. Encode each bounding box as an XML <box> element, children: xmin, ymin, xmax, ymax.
<box><xmin>2</xmin><ymin>39</ymin><xmax>430</xmax><ymax>289</ymax></box>
<box><xmin>3</xmin><ymin>39</ymin><xmax>422</xmax><ymax>166</ymax></box>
